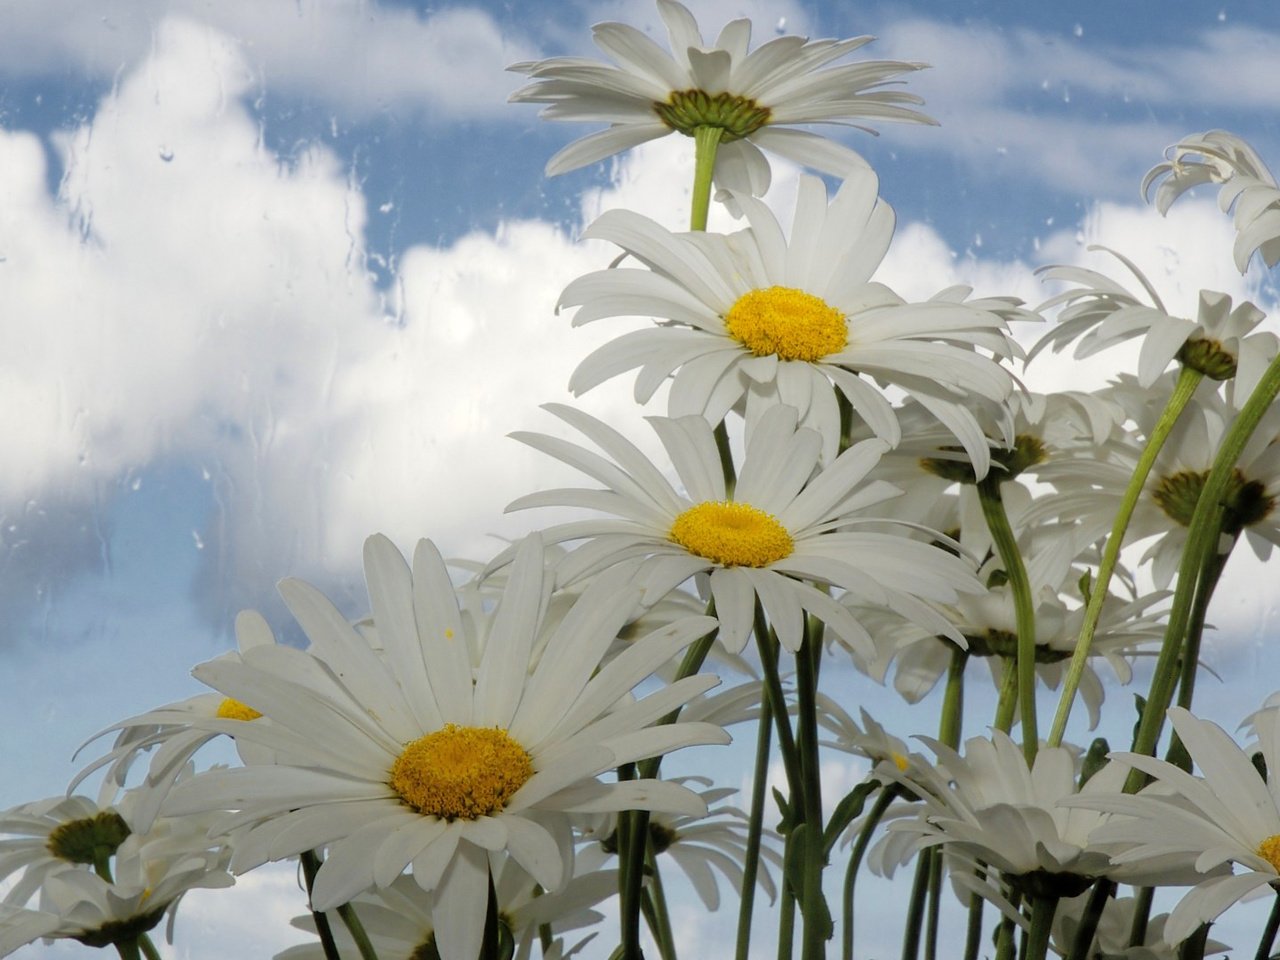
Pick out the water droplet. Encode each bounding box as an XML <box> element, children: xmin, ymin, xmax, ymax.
<box><xmin>1073</xmin><ymin>22</ymin><xmax>1084</xmax><ymax>37</ymax></box>
<box><xmin>775</xmin><ymin>16</ymin><xmax>787</xmax><ymax>32</ymax></box>
<box><xmin>1045</xmin><ymin>216</ymin><xmax>1055</xmax><ymax>226</ymax></box>
<box><xmin>379</xmin><ymin>201</ymin><xmax>394</xmax><ymax>213</ymax></box>
<box><xmin>192</xmin><ymin>530</ymin><xmax>204</xmax><ymax>550</ymax></box>
<box><xmin>995</xmin><ymin>146</ymin><xmax>1008</xmax><ymax>156</ymax></box>
<box><xmin>1218</xmin><ymin>8</ymin><xmax>1227</xmax><ymax>20</ymax></box>
<box><xmin>158</xmin><ymin>146</ymin><xmax>174</xmax><ymax>162</ymax></box>
<box><xmin>130</xmin><ymin>477</ymin><xmax>141</xmax><ymax>491</ymax></box>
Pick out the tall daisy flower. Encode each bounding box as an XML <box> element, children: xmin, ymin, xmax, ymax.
<box><xmin>506</xmin><ymin>402</ymin><xmax>980</xmax><ymax>656</ymax></box>
<box><xmin>508</xmin><ymin>0</ymin><xmax>934</xmax><ymax>195</ymax></box>
<box><xmin>1142</xmin><ymin>129</ymin><xmax>1280</xmax><ymax>272</ymax></box>
<box><xmin>163</xmin><ymin>533</ymin><xmax>727</xmax><ymax>960</ymax></box>
<box><xmin>562</xmin><ymin>170</ymin><xmax>1022</xmax><ymax>472</ymax></box>
<box><xmin>1072</xmin><ymin>706</ymin><xmax>1280</xmax><ymax>947</ymax></box>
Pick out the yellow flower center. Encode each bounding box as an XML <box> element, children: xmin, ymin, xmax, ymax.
<box><xmin>724</xmin><ymin>286</ymin><xmax>849</xmax><ymax>362</ymax></box>
<box><xmin>669</xmin><ymin>501</ymin><xmax>794</xmax><ymax>567</ymax></box>
<box><xmin>890</xmin><ymin>752</ymin><xmax>909</xmax><ymax>773</ymax></box>
<box><xmin>389</xmin><ymin>724</ymin><xmax>534</xmax><ymax>820</ymax></box>
<box><xmin>215</xmin><ymin>698</ymin><xmax>263</xmax><ymax>722</ymax></box>
<box><xmin>1259</xmin><ymin>835</ymin><xmax>1280</xmax><ymax>872</ymax></box>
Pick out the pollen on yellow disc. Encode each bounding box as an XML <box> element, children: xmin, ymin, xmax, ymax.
<box><xmin>1259</xmin><ymin>834</ymin><xmax>1280</xmax><ymax>872</ymax></box>
<box><xmin>390</xmin><ymin>724</ymin><xmax>534</xmax><ymax>821</ymax></box>
<box><xmin>890</xmin><ymin>752</ymin><xmax>909</xmax><ymax>773</ymax></box>
<box><xmin>215</xmin><ymin>698</ymin><xmax>263</xmax><ymax>722</ymax></box>
<box><xmin>669</xmin><ymin>501</ymin><xmax>794</xmax><ymax>568</ymax></box>
<box><xmin>723</xmin><ymin>286</ymin><xmax>848</xmax><ymax>362</ymax></box>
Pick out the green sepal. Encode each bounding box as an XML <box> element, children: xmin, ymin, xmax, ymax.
<box><xmin>821</xmin><ymin>779</ymin><xmax>881</xmax><ymax>859</ymax></box>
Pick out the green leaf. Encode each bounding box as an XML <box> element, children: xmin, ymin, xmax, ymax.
<box><xmin>821</xmin><ymin>779</ymin><xmax>881</xmax><ymax>858</ymax></box>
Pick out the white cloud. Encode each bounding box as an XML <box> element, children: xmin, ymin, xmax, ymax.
<box><xmin>0</xmin><ymin>1</ymin><xmax>536</xmax><ymax>119</ymax></box>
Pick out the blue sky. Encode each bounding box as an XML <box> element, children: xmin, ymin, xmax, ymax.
<box><xmin>4</xmin><ymin>0</ymin><xmax>1280</xmax><ymax>956</ymax></box>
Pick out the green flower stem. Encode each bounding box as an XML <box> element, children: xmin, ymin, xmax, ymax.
<box><xmin>138</xmin><ymin>935</ymin><xmax>162</xmax><ymax>960</ymax></box>
<box><xmin>991</xmin><ymin>659</ymin><xmax>1020</xmax><ymax>734</ymax></box>
<box><xmin>977</xmin><ymin>476</ymin><xmax>1038</xmax><ymax>761</ymax></box>
<box><xmin>754</xmin><ymin>602</ymin><xmax>802</xmax><ymax>795</ymax></box>
<box><xmin>841</xmin><ymin>785</ymin><xmax>901</xmax><ymax>960</ymax></box>
<box><xmin>1177</xmin><ymin>923</ymin><xmax>1211</xmax><ymax>960</ymax></box>
<box><xmin>301</xmin><ymin>850</ymin><xmax>345</xmax><ymax>960</ymax></box>
<box><xmin>1127</xmin><ymin>349</ymin><xmax>1280</xmax><ymax>786</ymax></box>
<box><xmin>336</xmin><ymin>899</ymin><xmax>380</xmax><ymax>960</ymax></box>
<box><xmin>923</xmin><ymin>850</ymin><xmax>944</xmax><ymax>960</ymax></box>
<box><xmin>1066</xmin><ymin>879</ymin><xmax>1115</xmax><ymax>960</ymax></box>
<box><xmin>778</xmin><ymin>857</ymin><xmax>797</xmax><ymax>960</ymax></box>
<box><xmin>114</xmin><ymin>939</ymin><xmax>143</xmax><ymax>960</ymax></box>
<box><xmin>642</xmin><ymin>849</ymin><xmax>678</xmax><ymax>960</ymax></box>
<box><xmin>940</xmin><ymin>648</ymin><xmax>967</xmax><ymax>750</ymax></box>
<box><xmin>690</xmin><ymin>125</ymin><xmax>725</xmax><ymax>231</ymax></box>
<box><xmin>795</xmin><ymin>622</ymin><xmax>828</xmax><ymax>960</ymax></box>
<box><xmin>714</xmin><ymin>421</ymin><xmax>738</xmax><ymax>499</ymax></box>
<box><xmin>1174</xmin><ymin>546</ymin><xmax>1230</xmax><ymax>714</ymax></box>
<box><xmin>962</xmin><ymin>888</ymin><xmax>984</xmax><ymax>960</ymax></box>
<box><xmin>1126</xmin><ymin>885</ymin><xmax>1155</xmax><ymax>950</ymax></box>
<box><xmin>481</xmin><ymin>876</ymin><xmax>501</xmax><ymax>960</ymax></box>
<box><xmin>900</xmin><ymin>848</ymin><xmax>932</xmax><ymax>960</ymax></box>
<box><xmin>736</xmin><ymin>681</ymin><xmax>776</xmax><ymax>960</ymax></box>
<box><xmin>1047</xmin><ymin>366</ymin><xmax>1202</xmax><ymax>747</ymax></box>
<box><xmin>993</xmin><ymin>889</ymin><xmax>1021</xmax><ymax>960</ymax></box>
<box><xmin>1026</xmin><ymin>896</ymin><xmax>1060</xmax><ymax>960</ymax></box>
<box><xmin>1254</xmin><ymin>889</ymin><xmax>1280</xmax><ymax>960</ymax></box>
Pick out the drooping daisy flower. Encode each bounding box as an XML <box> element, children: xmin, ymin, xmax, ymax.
<box><xmin>1027</xmin><ymin>376</ymin><xmax>1280</xmax><ymax>588</ymax></box>
<box><xmin>1073</xmin><ymin>706</ymin><xmax>1280</xmax><ymax>947</ymax></box>
<box><xmin>506</xmin><ymin>402</ymin><xmax>980</xmax><ymax>655</ymax></box>
<box><xmin>1033</xmin><ymin>248</ymin><xmax>1276</xmax><ymax>396</ymax></box>
<box><xmin>164</xmin><ymin>533</ymin><xmax>727</xmax><ymax>960</ymax></box>
<box><xmin>577</xmin><ymin>777</ymin><xmax>783</xmax><ymax>910</ymax></box>
<box><xmin>0</xmin><ymin>794</ymin><xmax>132</xmax><ymax>907</ymax></box>
<box><xmin>562</xmin><ymin>170</ymin><xmax>1023</xmax><ymax>472</ymax></box>
<box><xmin>1142</xmin><ymin>129</ymin><xmax>1280</xmax><ymax>272</ymax></box>
<box><xmin>0</xmin><ymin>811</ymin><xmax>233</xmax><ymax>955</ymax></box>
<box><xmin>509</xmin><ymin>0</ymin><xmax>934</xmax><ymax>195</ymax></box>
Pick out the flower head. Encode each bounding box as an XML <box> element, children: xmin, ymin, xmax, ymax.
<box><xmin>509</xmin><ymin>0</ymin><xmax>934</xmax><ymax>194</ymax></box>
<box><xmin>507</xmin><ymin>402</ymin><xmax>980</xmax><ymax>656</ymax></box>
<box><xmin>164</xmin><ymin>533</ymin><xmax>727</xmax><ymax>960</ymax></box>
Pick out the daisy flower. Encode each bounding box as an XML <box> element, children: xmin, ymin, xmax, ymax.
<box><xmin>277</xmin><ymin>861</ymin><xmax>614</xmax><ymax>960</ymax></box>
<box><xmin>508</xmin><ymin>0</ymin><xmax>933</xmax><ymax>195</ymax></box>
<box><xmin>577</xmin><ymin>777</ymin><xmax>783</xmax><ymax>910</ymax></box>
<box><xmin>506</xmin><ymin>402</ymin><xmax>981</xmax><ymax>656</ymax></box>
<box><xmin>562</xmin><ymin>170</ymin><xmax>1022</xmax><ymax>472</ymax></box>
<box><xmin>164</xmin><ymin>533</ymin><xmax>727</xmax><ymax>960</ymax></box>
<box><xmin>1033</xmin><ymin>248</ymin><xmax>1275</xmax><ymax>395</ymax></box>
<box><xmin>69</xmin><ymin>608</ymin><xmax>279</xmax><ymax>831</ymax></box>
<box><xmin>1142</xmin><ymin>129</ymin><xmax>1280</xmax><ymax>272</ymax></box>
<box><xmin>1073</xmin><ymin>706</ymin><xmax>1280</xmax><ymax>947</ymax></box>
<box><xmin>0</xmin><ymin>811</ymin><xmax>233</xmax><ymax>955</ymax></box>
<box><xmin>0</xmin><ymin>794</ymin><xmax>131</xmax><ymax>907</ymax></box>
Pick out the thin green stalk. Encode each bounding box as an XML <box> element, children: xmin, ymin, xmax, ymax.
<box><xmin>841</xmin><ymin>785</ymin><xmax>900</xmax><ymax>960</ymax></box>
<box><xmin>138</xmin><ymin>936</ymin><xmax>162</xmax><ymax>960</ymax></box>
<box><xmin>978</xmin><ymin>476</ymin><xmax>1038</xmax><ymax>761</ymax></box>
<box><xmin>940</xmin><ymin>648</ymin><xmax>967</xmax><ymax>749</ymax></box>
<box><xmin>114</xmin><ymin>939</ymin><xmax>143</xmax><ymax>960</ymax></box>
<box><xmin>992</xmin><ymin>654</ymin><xmax>1020</xmax><ymax>733</ymax></box>
<box><xmin>962</xmin><ymin>889</ymin><xmax>985</xmax><ymax>960</ymax></box>
<box><xmin>755</xmin><ymin>603</ymin><xmax>802</xmax><ymax>793</ymax></box>
<box><xmin>994</xmin><ymin>888</ymin><xmax>1021</xmax><ymax>960</ymax></box>
<box><xmin>1066</xmin><ymin>879</ymin><xmax>1115</xmax><ymax>960</ymax></box>
<box><xmin>1129</xmin><ymin>349</ymin><xmax>1280</xmax><ymax>782</ymax></box>
<box><xmin>642</xmin><ymin>850</ymin><xmax>678</xmax><ymax>960</ymax></box>
<box><xmin>617</xmin><ymin>762</ymin><xmax>646</xmax><ymax>960</ymax></box>
<box><xmin>1254</xmin><ymin>889</ymin><xmax>1280</xmax><ymax>960</ymax></box>
<box><xmin>301</xmin><ymin>850</ymin><xmax>345</xmax><ymax>960</ymax></box>
<box><xmin>1177</xmin><ymin>923</ymin><xmax>1211</xmax><ymax>960</ymax></box>
<box><xmin>335</xmin><ymin>900</ymin><xmax>381</xmax><ymax>960</ymax></box>
<box><xmin>778</xmin><ymin>859</ymin><xmax>797</xmax><ymax>960</ymax></box>
<box><xmin>689</xmin><ymin>126</ymin><xmax>725</xmax><ymax>231</ymax></box>
<box><xmin>1025</xmin><ymin>896</ymin><xmax>1059</xmax><ymax>960</ymax></box>
<box><xmin>1048</xmin><ymin>366</ymin><xmax>1202</xmax><ymax>746</ymax></box>
<box><xmin>923</xmin><ymin>849</ymin><xmax>944</xmax><ymax>960</ymax></box>
<box><xmin>1127</xmin><ymin>885</ymin><xmax>1154</xmax><ymax>950</ymax></box>
<box><xmin>900</xmin><ymin>848</ymin><xmax>932</xmax><ymax>960</ymax></box>
<box><xmin>795</xmin><ymin>626</ymin><xmax>828</xmax><ymax>960</ymax></box>
<box><xmin>1174</xmin><ymin>547</ymin><xmax>1230</xmax><ymax>713</ymax></box>
<box><xmin>714</xmin><ymin>421</ymin><xmax>737</xmax><ymax>498</ymax></box>
<box><xmin>736</xmin><ymin>682</ymin><xmax>775</xmax><ymax>960</ymax></box>
<box><xmin>481</xmin><ymin>876</ymin><xmax>500</xmax><ymax>960</ymax></box>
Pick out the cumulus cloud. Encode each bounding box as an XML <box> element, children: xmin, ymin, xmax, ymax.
<box><xmin>0</xmin><ymin>0</ymin><xmax>536</xmax><ymax>119</ymax></box>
